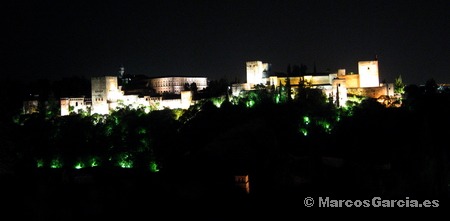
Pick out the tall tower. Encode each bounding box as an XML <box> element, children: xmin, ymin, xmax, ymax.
<box><xmin>246</xmin><ymin>61</ymin><xmax>270</xmax><ymax>86</ymax></box>
<box><xmin>358</xmin><ymin>60</ymin><xmax>379</xmax><ymax>88</ymax></box>
<box><xmin>91</xmin><ymin>76</ymin><xmax>120</xmax><ymax>115</ymax></box>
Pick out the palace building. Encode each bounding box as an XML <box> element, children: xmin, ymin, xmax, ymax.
<box><xmin>60</xmin><ymin>75</ymin><xmax>204</xmax><ymax>116</ymax></box>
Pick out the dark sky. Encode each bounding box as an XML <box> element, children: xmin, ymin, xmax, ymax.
<box><xmin>5</xmin><ymin>0</ymin><xmax>450</xmax><ymax>85</ymax></box>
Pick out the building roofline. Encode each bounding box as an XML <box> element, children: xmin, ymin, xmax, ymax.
<box><xmin>148</xmin><ymin>75</ymin><xmax>208</xmax><ymax>79</ymax></box>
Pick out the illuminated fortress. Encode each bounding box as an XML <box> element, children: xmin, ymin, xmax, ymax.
<box><xmin>26</xmin><ymin>59</ymin><xmax>393</xmax><ymax>116</ymax></box>
<box><xmin>232</xmin><ymin>59</ymin><xmax>393</xmax><ymax>107</ymax></box>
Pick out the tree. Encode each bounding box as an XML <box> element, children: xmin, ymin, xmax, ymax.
<box><xmin>204</xmin><ymin>78</ymin><xmax>229</xmax><ymax>98</ymax></box>
<box><xmin>286</xmin><ymin>77</ymin><xmax>292</xmax><ymax>102</ymax></box>
<box><xmin>291</xmin><ymin>64</ymin><xmax>307</xmax><ymax>76</ymax></box>
<box><xmin>45</xmin><ymin>91</ymin><xmax>59</xmax><ymax>119</ymax></box>
<box><xmin>184</xmin><ymin>83</ymin><xmax>190</xmax><ymax>91</ymax></box>
<box><xmin>394</xmin><ymin>75</ymin><xmax>405</xmax><ymax>95</ymax></box>
<box><xmin>190</xmin><ymin>82</ymin><xmax>198</xmax><ymax>94</ymax></box>
<box><xmin>296</xmin><ymin>76</ymin><xmax>310</xmax><ymax>101</ymax></box>
<box><xmin>287</xmin><ymin>64</ymin><xmax>292</xmax><ymax>76</ymax></box>
<box><xmin>285</xmin><ymin>65</ymin><xmax>292</xmax><ymax>102</ymax></box>
<box><xmin>292</xmin><ymin>65</ymin><xmax>300</xmax><ymax>75</ymax></box>
<box><xmin>300</xmin><ymin>64</ymin><xmax>307</xmax><ymax>76</ymax></box>
<box><xmin>425</xmin><ymin>78</ymin><xmax>438</xmax><ymax>95</ymax></box>
<box><xmin>253</xmin><ymin>83</ymin><xmax>266</xmax><ymax>90</ymax></box>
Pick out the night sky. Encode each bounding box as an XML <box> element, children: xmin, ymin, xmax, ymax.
<box><xmin>5</xmin><ymin>0</ymin><xmax>450</xmax><ymax>85</ymax></box>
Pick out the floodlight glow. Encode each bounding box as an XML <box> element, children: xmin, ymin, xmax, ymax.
<box><xmin>246</xmin><ymin>100</ymin><xmax>255</xmax><ymax>108</ymax></box>
<box><xmin>74</xmin><ymin>161</ymin><xmax>85</xmax><ymax>169</ymax></box>
<box><xmin>300</xmin><ymin>128</ymin><xmax>308</xmax><ymax>136</ymax></box>
<box><xmin>172</xmin><ymin>109</ymin><xmax>184</xmax><ymax>120</ymax></box>
<box><xmin>90</xmin><ymin>157</ymin><xmax>99</xmax><ymax>167</ymax></box>
<box><xmin>303</xmin><ymin>116</ymin><xmax>310</xmax><ymax>125</ymax></box>
<box><xmin>150</xmin><ymin>161</ymin><xmax>160</xmax><ymax>172</ymax></box>
<box><xmin>211</xmin><ymin>97</ymin><xmax>225</xmax><ymax>108</ymax></box>
<box><xmin>50</xmin><ymin>158</ymin><xmax>63</xmax><ymax>168</ymax></box>
<box><xmin>118</xmin><ymin>153</ymin><xmax>133</xmax><ymax>168</ymax></box>
<box><xmin>274</xmin><ymin>94</ymin><xmax>280</xmax><ymax>104</ymax></box>
<box><xmin>317</xmin><ymin>120</ymin><xmax>332</xmax><ymax>133</ymax></box>
<box><xmin>36</xmin><ymin>159</ymin><xmax>44</xmax><ymax>168</ymax></box>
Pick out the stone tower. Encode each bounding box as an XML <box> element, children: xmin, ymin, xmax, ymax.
<box><xmin>246</xmin><ymin>61</ymin><xmax>270</xmax><ymax>86</ymax></box>
<box><xmin>91</xmin><ymin>76</ymin><xmax>120</xmax><ymax>115</ymax></box>
<box><xmin>358</xmin><ymin>60</ymin><xmax>379</xmax><ymax>88</ymax></box>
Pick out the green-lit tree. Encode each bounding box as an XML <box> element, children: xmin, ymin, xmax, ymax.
<box><xmin>184</xmin><ymin>83</ymin><xmax>190</xmax><ymax>91</ymax></box>
<box><xmin>286</xmin><ymin>76</ymin><xmax>292</xmax><ymax>102</ymax></box>
<box><xmin>190</xmin><ymin>82</ymin><xmax>198</xmax><ymax>94</ymax></box>
<box><xmin>394</xmin><ymin>75</ymin><xmax>405</xmax><ymax>95</ymax></box>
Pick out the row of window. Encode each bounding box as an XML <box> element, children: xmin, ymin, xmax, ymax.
<box><xmin>156</xmin><ymin>89</ymin><xmax>188</xmax><ymax>94</ymax></box>
<box><xmin>153</xmin><ymin>81</ymin><xmax>206</xmax><ymax>87</ymax></box>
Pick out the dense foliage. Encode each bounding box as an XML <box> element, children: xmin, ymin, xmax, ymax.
<box><xmin>2</xmin><ymin>79</ymin><xmax>450</xmax><ymax>202</ymax></box>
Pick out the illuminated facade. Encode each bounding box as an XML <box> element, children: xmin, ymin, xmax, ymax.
<box><xmin>233</xmin><ymin>59</ymin><xmax>392</xmax><ymax>107</ymax></box>
<box><xmin>60</xmin><ymin>76</ymin><xmax>195</xmax><ymax>116</ymax></box>
<box><xmin>91</xmin><ymin>76</ymin><xmax>121</xmax><ymax>115</ymax></box>
<box><xmin>231</xmin><ymin>61</ymin><xmax>271</xmax><ymax>96</ymax></box>
<box><xmin>149</xmin><ymin>76</ymin><xmax>207</xmax><ymax>94</ymax></box>
<box><xmin>246</xmin><ymin>61</ymin><xmax>271</xmax><ymax>86</ymax></box>
<box><xmin>358</xmin><ymin>60</ymin><xmax>380</xmax><ymax>88</ymax></box>
<box><xmin>60</xmin><ymin>97</ymin><xmax>91</xmax><ymax>116</ymax></box>
<box><xmin>265</xmin><ymin>73</ymin><xmax>342</xmax><ymax>106</ymax></box>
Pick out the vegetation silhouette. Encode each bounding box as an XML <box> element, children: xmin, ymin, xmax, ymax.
<box><xmin>2</xmin><ymin>77</ymin><xmax>450</xmax><ymax>217</ymax></box>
